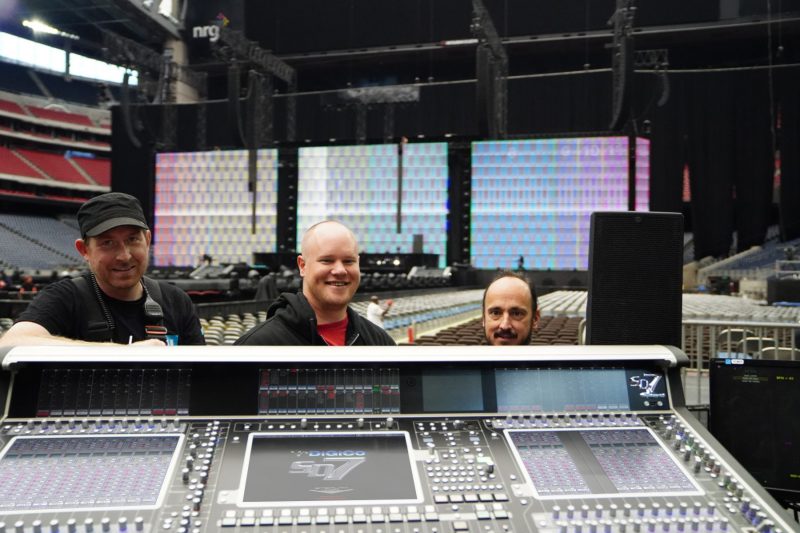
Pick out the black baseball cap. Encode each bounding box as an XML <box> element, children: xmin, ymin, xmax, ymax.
<box><xmin>78</xmin><ymin>192</ymin><xmax>149</xmax><ymax>238</ymax></box>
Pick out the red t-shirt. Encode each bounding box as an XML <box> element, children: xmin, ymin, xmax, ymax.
<box><xmin>317</xmin><ymin>317</ymin><xmax>348</xmax><ymax>346</ymax></box>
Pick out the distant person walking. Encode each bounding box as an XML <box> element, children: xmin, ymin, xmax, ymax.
<box><xmin>366</xmin><ymin>295</ymin><xmax>393</xmax><ymax>328</ymax></box>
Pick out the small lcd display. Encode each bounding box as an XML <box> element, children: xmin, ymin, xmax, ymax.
<box><xmin>710</xmin><ymin>359</ymin><xmax>800</xmax><ymax>496</ymax></box>
<box><xmin>240</xmin><ymin>432</ymin><xmax>423</xmax><ymax>505</ymax></box>
<box><xmin>422</xmin><ymin>368</ymin><xmax>484</xmax><ymax>412</ymax></box>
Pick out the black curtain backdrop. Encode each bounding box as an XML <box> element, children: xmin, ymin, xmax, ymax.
<box><xmin>113</xmin><ymin>67</ymin><xmax>795</xmax><ymax>262</ymax></box>
<box><xmin>777</xmin><ymin>68</ymin><xmax>800</xmax><ymax>241</ymax></box>
<box><xmin>507</xmin><ymin>72</ymin><xmax>611</xmax><ymax>134</ymax></box>
<box><xmin>680</xmin><ymin>71</ymin><xmax>774</xmax><ymax>259</ymax></box>
<box><xmin>685</xmin><ymin>73</ymin><xmax>737</xmax><ymax>259</ymax></box>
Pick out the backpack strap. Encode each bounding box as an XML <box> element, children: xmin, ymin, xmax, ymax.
<box><xmin>70</xmin><ymin>276</ymin><xmax>114</xmax><ymax>342</ymax></box>
<box><xmin>142</xmin><ymin>276</ymin><xmax>163</xmax><ymax>303</ymax></box>
<box><xmin>71</xmin><ymin>275</ymin><xmax>167</xmax><ymax>343</ymax></box>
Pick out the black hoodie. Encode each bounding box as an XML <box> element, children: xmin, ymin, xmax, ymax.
<box><xmin>235</xmin><ymin>292</ymin><xmax>396</xmax><ymax>346</ymax></box>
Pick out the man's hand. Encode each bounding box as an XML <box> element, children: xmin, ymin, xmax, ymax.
<box><xmin>132</xmin><ymin>338</ymin><xmax>167</xmax><ymax>346</ymax></box>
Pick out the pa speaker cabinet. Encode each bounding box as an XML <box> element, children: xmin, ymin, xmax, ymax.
<box><xmin>586</xmin><ymin>211</ymin><xmax>684</xmax><ymax>346</ymax></box>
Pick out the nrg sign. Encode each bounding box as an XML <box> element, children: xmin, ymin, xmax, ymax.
<box><xmin>192</xmin><ymin>12</ymin><xmax>229</xmax><ymax>43</ymax></box>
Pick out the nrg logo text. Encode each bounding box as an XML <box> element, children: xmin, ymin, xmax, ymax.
<box><xmin>192</xmin><ymin>12</ymin><xmax>229</xmax><ymax>43</ymax></box>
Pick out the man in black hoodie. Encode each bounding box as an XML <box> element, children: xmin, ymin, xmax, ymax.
<box><xmin>236</xmin><ymin>221</ymin><xmax>395</xmax><ymax>346</ymax></box>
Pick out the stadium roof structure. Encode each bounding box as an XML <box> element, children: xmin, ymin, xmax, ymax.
<box><xmin>6</xmin><ymin>0</ymin><xmax>180</xmax><ymax>59</ymax></box>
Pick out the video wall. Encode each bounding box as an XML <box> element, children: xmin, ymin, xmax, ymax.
<box><xmin>153</xmin><ymin>150</ymin><xmax>279</xmax><ymax>267</ymax></box>
<box><xmin>151</xmin><ymin>137</ymin><xmax>650</xmax><ymax>271</ymax></box>
<box><xmin>297</xmin><ymin>143</ymin><xmax>449</xmax><ymax>267</ymax></box>
<box><xmin>471</xmin><ymin>137</ymin><xmax>650</xmax><ymax>270</ymax></box>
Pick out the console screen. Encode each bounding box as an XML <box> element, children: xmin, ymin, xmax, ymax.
<box><xmin>495</xmin><ymin>368</ymin><xmax>669</xmax><ymax>412</ymax></box>
<box><xmin>422</xmin><ymin>368</ymin><xmax>484</xmax><ymax>412</ymax></box>
<box><xmin>506</xmin><ymin>428</ymin><xmax>701</xmax><ymax>499</ymax></box>
<box><xmin>240</xmin><ymin>432</ymin><xmax>422</xmax><ymax>505</ymax></box>
<box><xmin>0</xmin><ymin>435</ymin><xmax>183</xmax><ymax>513</ymax></box>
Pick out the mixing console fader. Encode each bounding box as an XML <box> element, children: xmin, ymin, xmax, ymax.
<box><xmin>0</xmin><ymin>344</ymin><xmax>796</xmax><ymax>533</ymax></box>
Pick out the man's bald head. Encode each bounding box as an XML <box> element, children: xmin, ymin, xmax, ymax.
<box><xmin>300</xmin><ymin>220</ymin><xmax>359</xmax><ymax>257</ymax></box>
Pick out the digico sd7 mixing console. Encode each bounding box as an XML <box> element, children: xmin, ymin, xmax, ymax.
<box><xmin>0</xmin><ymin>345</ymin><xmax>795</xmax><ymax>533</ymax></box>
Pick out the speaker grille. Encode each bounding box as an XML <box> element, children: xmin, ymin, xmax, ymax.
<box><xmin>586</xmin><ymin>212</ymin><xmax>684</xmax><ymax>346</ymax></box>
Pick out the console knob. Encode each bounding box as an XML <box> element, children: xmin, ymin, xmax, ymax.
<box><xmin>300</xmin><ymin>418</ymin><xmax>308</xmax><ymax>429</ymax></box>
<box><xmin>623</xmin><ymin>503</ymin><xmax>633</xmax><ymax>517</ymax></box>
<box><xmin>453</xmin><ymin>420</ymin><xmax>464</xmax><ymax>430</ymax></box>
<box><xmin>83</xmin><ymin>519</ymin><xmax>93</xmax><ymax>533</ymax></box>
<box><xmin>118</xmin><ymin>518</ymin><xmax>127</xmax><ymax>532</ymax></box>
<box><xmin>66</xmin><ymin>519</ymin><xmax>76</xmax><ymax>533</ymax></box>
<box><xmin>32</xmin><ymin>520</ymin><xmax>42</xmax><ymax>533</ymax></box>
<box><xmin>134</xmin><ymin>518</ymin><xmax>144</xmax><ymax>532</ymax></box>
<box><xmin>14</xmin><ymin>521</ymin><xmax>24</xmax><ymax>533</ymax></box>
<box><xmin>49</xmin><ymin>520</ymin><xmax>59</xmax><ymax>533</ymax></box>
<box><xmin>385</xmin><ymin>417</ymin><xmax>395</xmax><ymax>429</ymax></box>
<box><xmin>100</xmin><ymin>518</ymin><xmax>110</xmax><ymax>532</ymax></box>
<box><xmin>0</xmin><ymin>522</ymin><xmax>5</xmax><ymax>533</ymax></box>
<box><xmin>740</xmin><ymin>498</ymin><xmax>751</xmax><ymax>514</ymax></box>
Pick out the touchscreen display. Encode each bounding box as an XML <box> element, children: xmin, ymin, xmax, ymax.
<box><xmin>240</xmin><ymin>432</ymin><xmax>422</xmax><ymax>505</ymax></box>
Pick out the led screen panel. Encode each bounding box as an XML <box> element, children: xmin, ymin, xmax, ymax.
<box><xmin>471</xmin><ymin>137</ymin><xmax>650</xmax><ymax>270</ymax></box>
<box><xmin>297</xmin><ymin>143</ymin><xmax>448</xmax><ymax>267</ymax></box>
<box><xmin>506</xmin><ymin>428</ymin><xmax>701</xmax><ymax>499</ymax></box>
<box><xmin>0</xmin><ymin>435</ymin><xmax>183</xmax><ymax>513</ymax></box>
<box><xmin>153</xmin><ymin>150</ymin><xmax>278</xmax><ymax>266</ymax></box>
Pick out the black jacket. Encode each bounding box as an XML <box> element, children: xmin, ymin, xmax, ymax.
<box><xmin>235</xmin><ymin>292</ymin><xmax>396</xmax><ymax>346</ymax></box>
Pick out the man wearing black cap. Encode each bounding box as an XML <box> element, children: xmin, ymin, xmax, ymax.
<box><xmin>0</xmin><ymin>192</ymin><xmax>204</xmax><ymax>347</ymax></box>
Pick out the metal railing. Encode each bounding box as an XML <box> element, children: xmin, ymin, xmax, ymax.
<box><xmin>681</xmin><ymin>319</ymin><xmax>799</xmax><ymax>368</ymax></box>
